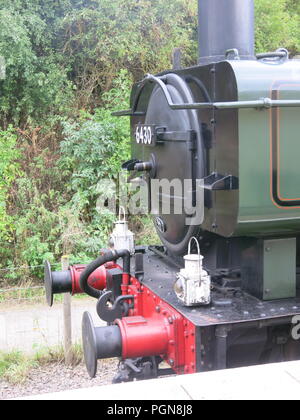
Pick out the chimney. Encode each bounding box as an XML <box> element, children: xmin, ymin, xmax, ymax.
<box><xmin>198</xmin><ymin>0</ymin><xmax>255</xmax><ymax>64</ymax></box>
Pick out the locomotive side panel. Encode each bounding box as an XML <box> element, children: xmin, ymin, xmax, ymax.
<box><xmin>233</xmin><ymin>59</ymin><xmax>300</xmax><ymax>236</ymax></box>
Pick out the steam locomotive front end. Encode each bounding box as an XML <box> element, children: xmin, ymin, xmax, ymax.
<box><xmin>45</xmin><ymin>0</ymin><xmax>300</xmax><ymax>382</ymax></box>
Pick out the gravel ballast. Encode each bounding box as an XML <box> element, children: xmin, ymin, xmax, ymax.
<box><xmin>0</xmin><ymin>360</ymin><xmax>119</xmax><ymax>400</ymax></box>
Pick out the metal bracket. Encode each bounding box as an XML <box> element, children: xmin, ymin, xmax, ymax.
<box><xmin>122</xmin><ymin>159</ymin><xmax>142</xmax><ymax>171</ymax></box>
<box><xmin>204</xmin><ymin>173</ymin><xmax>239</xmax><ymax>209</ymax></box>
<box><xmin>135</xmin><ymin>253</ymin><xmax>144</xmax><ymax>283</ymax></box>
<box><xmin>112</xmin><ymin>357</ymin><xmax>159</xmax><ymax>383</ymax></box>
<box><xmin>204</xmin><ymin>173</ymin><xmax>239</xmax><ymax>191</ymax></box>
<box><xmin>156</xmin><ymin>129</ymin><xmax>197</xmax><ymax>145</ymax></box>
<box><xmin>225</xmin><ymin>48</ymin><xmax>240</xmax><ymax>60</ymax></box>
<box><xmin>257</xmin><ymin>48</ymin><xmax>289</xmax><ymax>62</ymax></box>
<box><xmin>96</xmin><ymin>291</ymin><xmax>134</xmax><ymax>323</ymax></box>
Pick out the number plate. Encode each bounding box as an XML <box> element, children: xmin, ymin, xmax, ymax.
<box><xmin>134</xmin><ymin>124</ymin><xmax>157</xmax><ymax>146</ymax></box>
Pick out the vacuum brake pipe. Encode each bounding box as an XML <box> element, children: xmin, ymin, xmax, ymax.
<box><xmin>79</xmin><ymin>249</ymin><xmax>131</xmax><ymax>299</ymax></box>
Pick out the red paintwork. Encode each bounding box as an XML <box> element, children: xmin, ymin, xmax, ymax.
<box><xmin>72</xmin><ymin>260</ymin><xmax>197</xmax><ymax>374</ymax></box>
<box><xmin>69</xmin><ymin>262</ymin><xmax>116</xmax><ymax>295</ymax></box>
<box><xmin>115</xmin><ymin>274</ymin><xmax>197</xmax><ymax>375</ymax></box>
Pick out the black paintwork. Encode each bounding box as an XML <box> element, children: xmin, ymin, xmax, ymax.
<box><xmin>44</xmin><ymin>261</ymin><xmax>72</xmax><ymax>307</ymax></box>
<box><xmin>131</xmin><ymin>62</ymin><xmax>239</xmax><ymax>251</ymax></box>
<box><xmin>198</xmin><ymin>0</ymin><xmax>255</xmax><ymax>63</ymax></box>
<box><xmin>139</xmin><ymin>249</ymin><xmax>300</xmax><ymax>327</ymax></box>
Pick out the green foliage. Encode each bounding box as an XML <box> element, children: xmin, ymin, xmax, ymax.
<box><xmin>0</xmin><ymin>0</ymin><xmax>299</xmax><ymax>128</ymax></box>
<box><xmin>0</xmin><ymin>0</ymin><xmax>299</xmax><ymax>285</ymax></box>
<box><xmin>58</xmin><ymin>71</ymin><xmax>131</xmax><ymax>253</ymax></box>
<box><xmin>0</xmin><ymin>344</ymin><xmax>83</xmax><ymax>385</ymax></box>
<box><xmin>33</xmin><ymin>343</ymin><xmax>83</xmax><ymax>367</ymax></box>
<box><xmin>0</xmin><ymin>350</ymin><xmax>37</xmax><ymax>384</ymax></box>
<box><xmin>0</xmin><ymin>127</ymin><xmax>21</xmax><ymax>243</ymax></box>
<box><xmin>58</xmin><ymin>0</ymin><xmax>197</xmax><ymax>105</ymax></box>
<box><xmin>255</xmin><ymin>0</ymin><xmax>300</xmax><ymax>54</ymax></box>
<box><xmin>0</xmin><ymin>73</ymin><xmax>131</xmax><ymax>279</ymax></box>
<box><xmin>0</xmin><ymin>1</ymin><xmax>75</xmax><ymax>127</ymax></box>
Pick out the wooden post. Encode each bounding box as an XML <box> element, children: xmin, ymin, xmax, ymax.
<box><xmin>62</xmin><ymin>255</ymin><xmax>72</xmax><ymax>365</ymax></box>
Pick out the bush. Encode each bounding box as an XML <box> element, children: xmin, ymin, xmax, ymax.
<box><xmin>0</xmin><ymin>127</ymin><xmax>21</xmax><ymax>243</ymax></box>
<box><xmin>0</xmin><ymin>3</ymin><xmax>75</xmax><ymax>127</ymax></box>
<box><xmin>58</xmin><ymin>71</ymin><xmax>131</xmax><ymax>253</ymax></box>
<box><xmin>0</xmin><ymin>0</ymin><xmax>299</xmax><ymax>285</ymax></box>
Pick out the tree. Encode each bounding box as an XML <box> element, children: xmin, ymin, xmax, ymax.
<box><xmin>255</xmin><ymin>0</ymin><xmax>300</xmax><ymax>54</ymax></box>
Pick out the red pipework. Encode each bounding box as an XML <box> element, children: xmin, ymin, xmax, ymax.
<box><xmin>116</xmin><ymin>316</ymin><xmax>170</xmax><ymax>359</ymax></box>
<box><xmin>70</xmin><ymin>262</ymin><xmax>115</xmax><ymax>295</ymax></box>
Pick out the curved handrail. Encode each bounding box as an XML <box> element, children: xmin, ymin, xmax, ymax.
<box><xmin>112</xmin><ymin>73</ymin><xmax>300</xmax><ymax>117</ymax></box>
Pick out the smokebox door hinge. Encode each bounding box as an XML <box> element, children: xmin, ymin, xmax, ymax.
<box><xmin>156</xmin><ymin>129</ymin><xmax>197</xmax><ymax>147</ymax></box>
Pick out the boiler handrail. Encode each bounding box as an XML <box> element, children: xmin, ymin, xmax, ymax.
<box><xmin>112</xmin><ymin>73</ymin><xmax>300</xmax><ymax>117</ymax></box>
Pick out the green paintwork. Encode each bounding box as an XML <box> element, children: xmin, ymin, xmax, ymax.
<box><xmin>263</xmin><ymin>238</ymin><xmax>296</xmax><ymax>300</ymax></box>
<box><xmin>230</xmin><ymin>59</ymin><xmax>300</xmax><ymax>236</ymax></box>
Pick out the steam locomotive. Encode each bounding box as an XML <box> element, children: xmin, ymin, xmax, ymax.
<box><xmin>45</xmin><ymin>0</ymin><xmax>300</xmax><ymax>382</ymax></box>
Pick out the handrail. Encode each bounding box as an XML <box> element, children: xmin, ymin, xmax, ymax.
<box><xmin>112</xmin><ymin>73</ymin><xmax>300</xmax><ymax>117</ymax></box>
